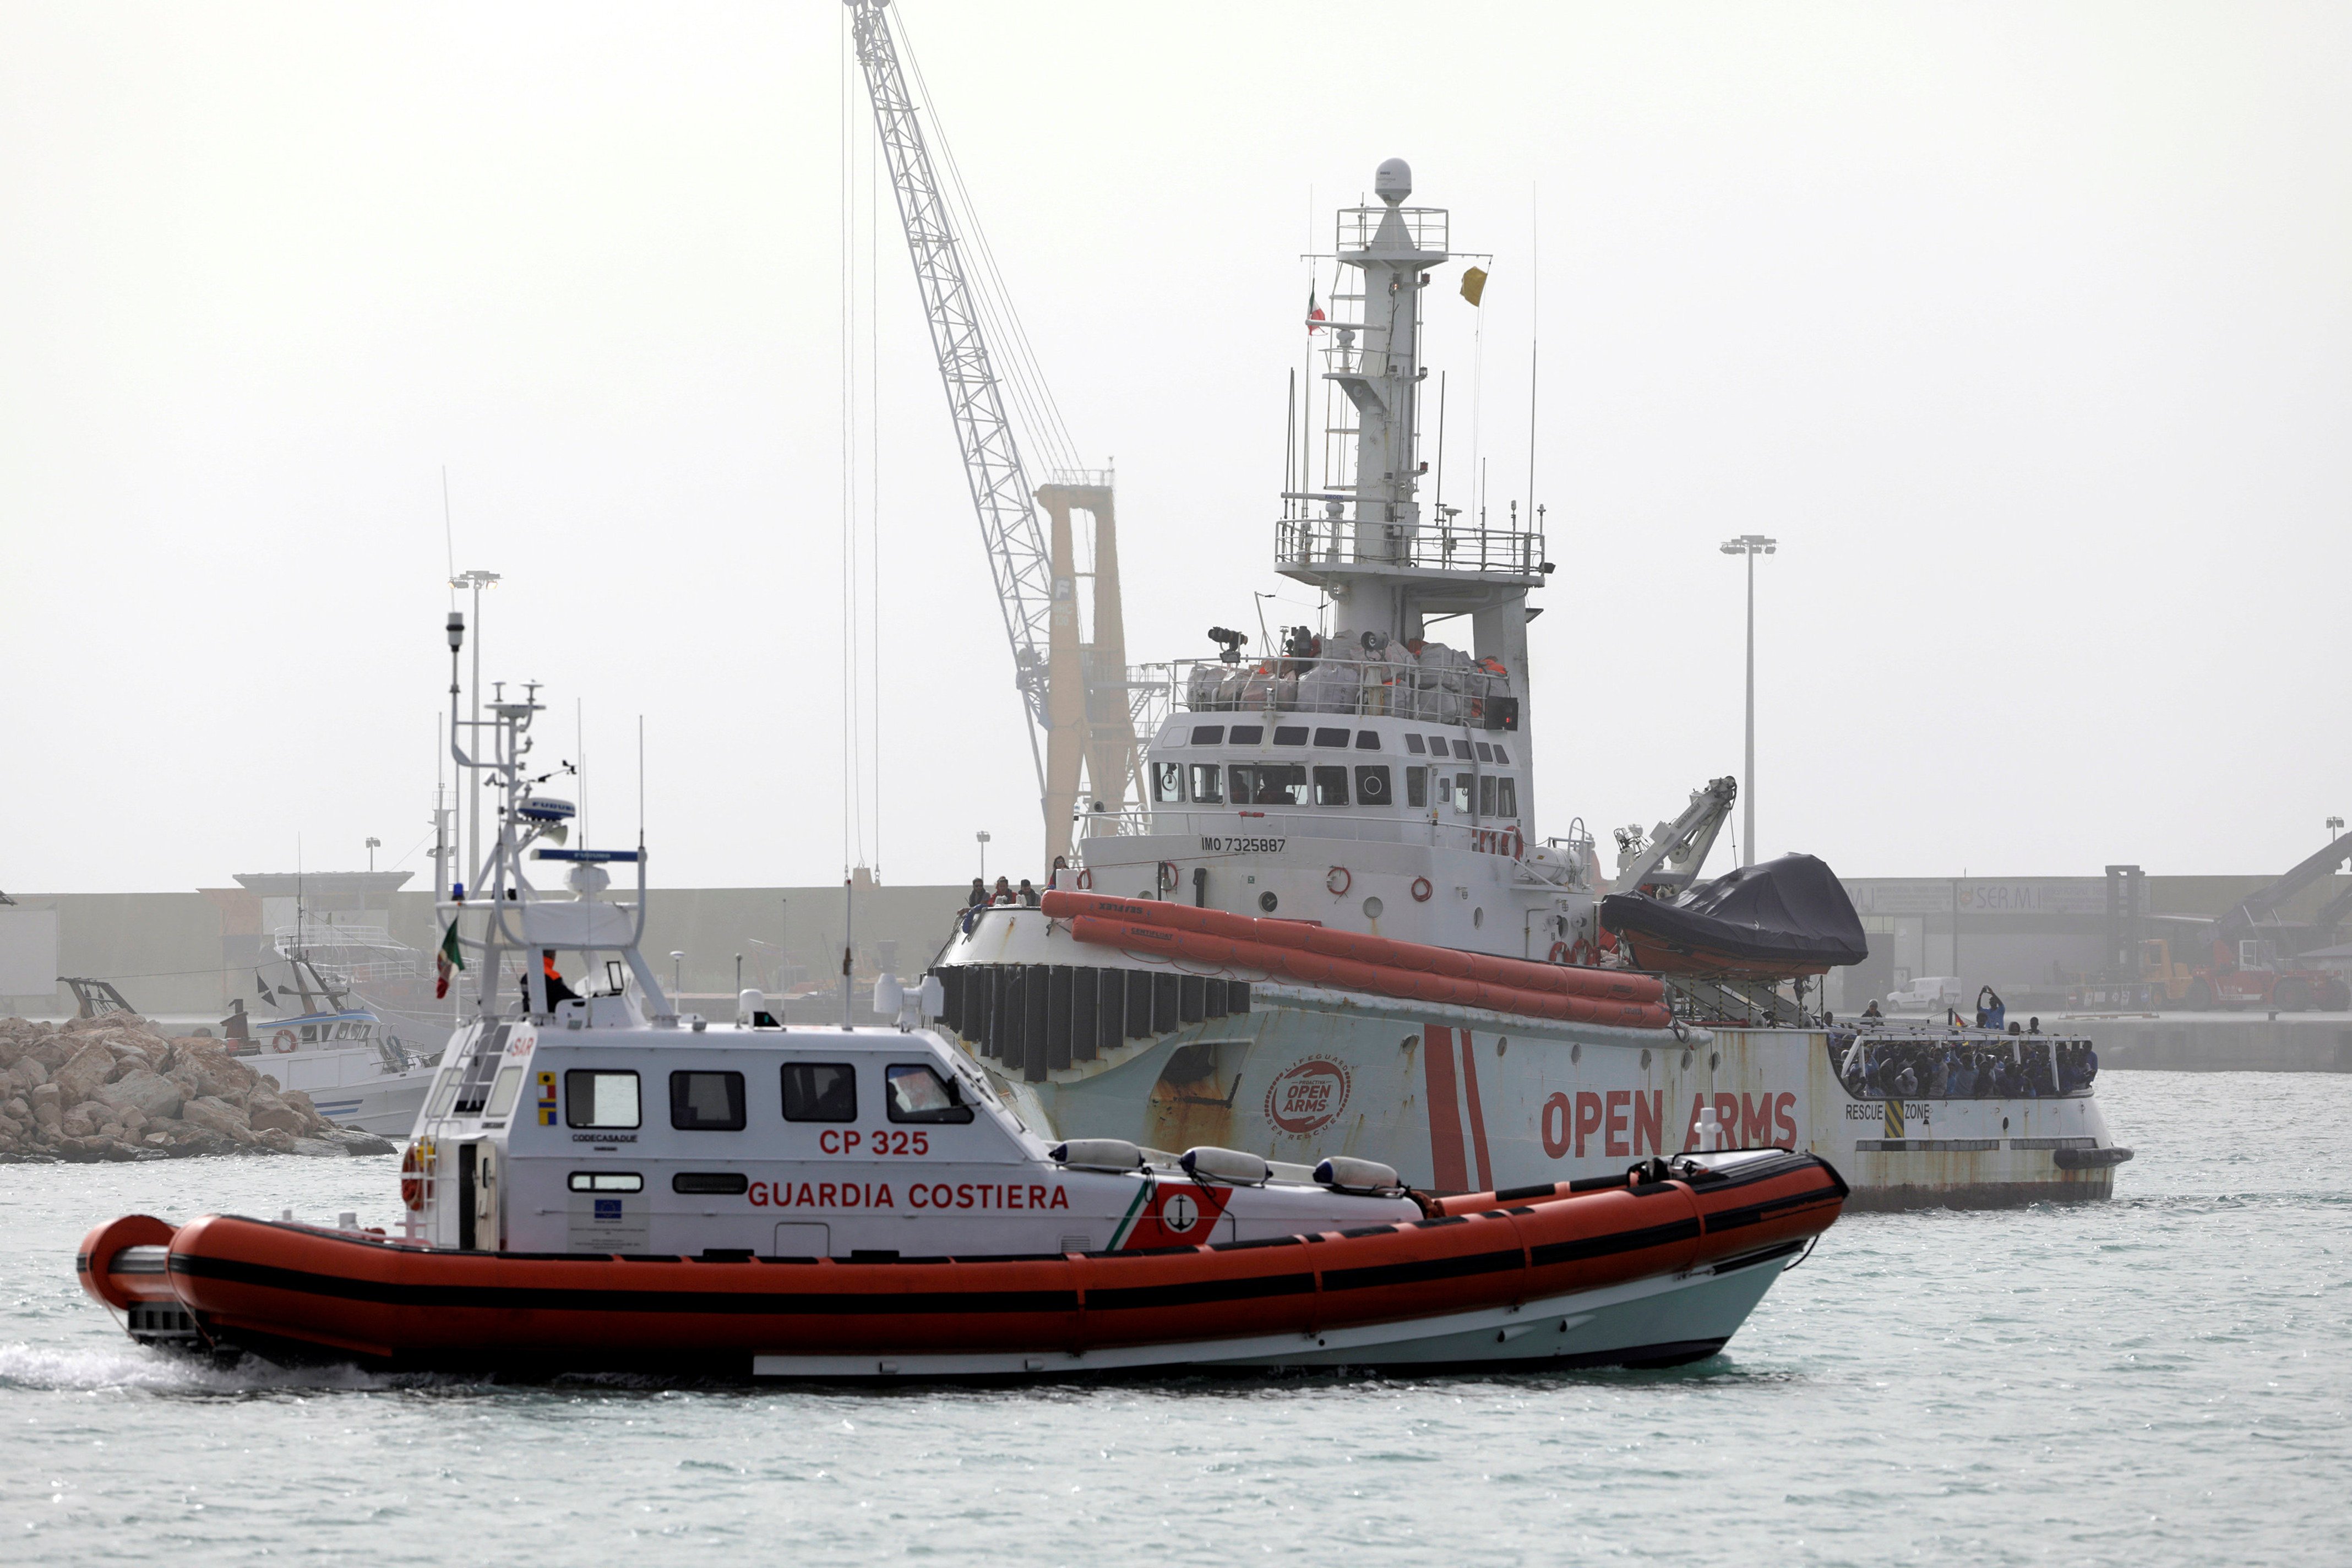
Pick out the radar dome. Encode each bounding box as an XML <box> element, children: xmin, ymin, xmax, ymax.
<box><xmin>1374</xmin><ymin>159</ymin><xmax>1412</xmax><ymax>205</ymax></box>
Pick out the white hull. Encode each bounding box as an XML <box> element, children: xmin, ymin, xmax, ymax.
<box><xmin>940</xmin><ymin>916</ymin><xmax>2128</xmax><ymax>1210</ymax></box>
<box><xmin>251</xmin><ymin>1046</ymin><xmax>435</xmax><ymax>1135</ymax></box>
<box><xmin>750</xmin><ymin>1249</ymin><xmax>1792</xmax><ymax>1380</ymax></box>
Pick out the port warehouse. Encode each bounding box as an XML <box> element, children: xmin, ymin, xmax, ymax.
<box><xmin>5</xmin><ymin>871</ymin><xmax>2350</xmax><ymax>1021</ymax></box>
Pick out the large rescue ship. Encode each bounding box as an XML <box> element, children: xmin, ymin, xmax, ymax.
<box><xmin>928</xmin><ymin>162</ymin><xmax>2131</xmax><ymax>1209</ymax></box>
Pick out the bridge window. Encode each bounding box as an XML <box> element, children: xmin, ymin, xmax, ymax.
<box><xmin>568</xmin><ymin>1171</ymin><xmax>643</xmax><ymax>1193</ymax></box>
<box><xmin>1474</xmin><ymin>742</ymin><xmax>1494</xmax><ymax>763</ymax></box>
<box><xmin>1498</xmin><ymin>777</ymin><xmax>1518</xmax><ymax>817</ymax></box>
<box><xmin>1312</xmin><ymin>727</ymin><xmax>1350</xmax><ymax>748</ymax></box>
<box><xmin>1425</xmin><ymin>734</ymin><xmax>1450</xmax><ymax>755</ymax></box>
<box><xmin>1190</xmin><ymin>725</ymin><xmax>1224</xmax><ymax>745</ymax></box>
<box><xmin>1355</xmin><ymin>730</ymin><xmax>1381</xmax><ymax>749</ymax></box>
<box><xmin>671</xmin><ymin>1070</ymin><xmax>747</xmax><ymax>1131</ymax></box>
<box><xmin>1453</xmin><ymin>772</ymin><xmax>1474</xmax><ymax>813</ymax></box>
<box><xmin>564</xmin><ymin>1070</ymin><xmax>641</xmax><ymax>1130</ymax></box>
<box><xmin>887</xmin><ymin>1063</ymin><xmax>976</xmax><ymax>1124</ymax></box>
<box><xmin>672</xmin><ymin>1171</ymin><xmax>749</xmax><ymax>1195</ymax></box>
<box><xmin>1356</xmin><ymin>765</ymin><xmax>1393</xmax><ymax>805</ymax></box>
<box><xmin>1478</xmin><ymin>776</ymin><xmax>1497</xmax><ymax>816</ymax></box>
<box><xmin>1152</xmin><ymin>761</ymin><xmax>1184</xmax><ymax>803</ymax></box>
<box><xmin>1406</xmin><ymin>766</ymin><xmax>1428</xmax><ymax>808</ymax></box>
<box><xmin>1404</xmin><ymin>734</ymin><xmax>1426</xmax><ymax>754</ymax></box>
<box><xmin>782</xmin><ymin>1062</ymin><xmax>857</xmax><ymax>1123</ymax></box>
<box><xmin>1273</xmin><ymin>726</ymin><xmax>1309</xmax><ymax>746</ymax></box>
<box><xmin>1231</xmin><ymin>764</ymin><xmax>1308</xmax><ymax>807</ymax></box>
<box><xmin>1229</xmin><ymin>725</ymin><xmax>1264</xmax><ymax>744</ymax></box>
<box><xmin>1188</xmin><ymin>763</ymin><xmax>1224</xmax><ymax>804</ymax></box>
<box><xmin>1313</xmin><ymin>765</ymin><xmax>1350</xmax><ymax>806</ymax></box>
<box><xmin>1491</xmin><ymin>744</ymin><xmax>1511</xmax><ymax>764</ymax></box>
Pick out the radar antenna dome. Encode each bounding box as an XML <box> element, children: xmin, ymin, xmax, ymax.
<box><xmin>1374</xmin><ymin>158</ymin><xmax>1412</xmax><ymax>205</ymax></box>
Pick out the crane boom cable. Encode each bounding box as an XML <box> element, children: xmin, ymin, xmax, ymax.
<box><xmin>850</xmin><ymin>0</ymin><xmax>1054</xmax><ymax>814</ymax></box>
<box><xmin>893</xmin><ymin>4</ymin><xmax>1082</xmax><ymax>478</ymax></box>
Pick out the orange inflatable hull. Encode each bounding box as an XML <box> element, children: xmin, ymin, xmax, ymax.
<box><xmin>1043</xmin><ymin>892</ymin><xmax>1670</xmax><ymax>1029</ymax></box>
<box><xmin>77</xmin><ymin>1155</ymin><xmax>1843</xmax><ymax>1374</ymax></box>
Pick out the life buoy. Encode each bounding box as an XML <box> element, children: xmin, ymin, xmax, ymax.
<box><xmin>1411</xmin><ymin>876</ymin><xmax>1434</xmax><ymax>903</ymax></box>
<box><xmin>1075</xmin><ymin>867</ymin><xmax>1092</xmax><ymax>890</ymax></box>
<box><xmin>1548</xmin><ymin>940</ymin><xmax>1571</xmax><ymax>964</ymax></box>
<box><xmin>400</xmin><ymin>1144</ymin><xmax>431</xmax><ymax>1210</ymax></box>
<box><xmin>1570</xmin><ymin>938</ymin><xmax>1598</xmax><ymax>967</ymax></box>
<box><xmin>1157</xmin><ymin>862</ymin><xmax>1179</xmax><ymax>894</ymax></box>
<box><xmin>1327</xmin><ymin>866</ymin><xmax>1352</xmax><ymax>896</ymax></box>
<box><xmin>271</xmin><ymin>1028</ymin><xmax>298</xmax><ymax>1054</ymax></box>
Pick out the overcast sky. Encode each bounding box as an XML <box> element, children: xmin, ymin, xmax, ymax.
<box><xmin>4</xmin><ymin>2</ymin><xmax>2348</xmax><ymax>894</ymax></box>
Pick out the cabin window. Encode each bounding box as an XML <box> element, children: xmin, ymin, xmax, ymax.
<box><xmin>1355</xmin><ymin>731</ymin><xmax>1380</xmax><ymax>750</ymax></box>
<box><xmin>782</xmin><ymin>1061</ymin><xmax>857</xmax><ymax>1122</ymax></box>
<box><xmin>1312</xmin><ymin>726</ymin><xmax>1349</xmax><ymax>748</ymax></box>
<box><xmin>1404</xmin><ymin>734</ymin><xmax>1426</xmax><ymax>754</ymax></box>
<box><xmin>1478</xmin><ymin>776</ymin><xmax>1497</xmax><ymax>816</ymax></box>
<box><xmin>1152</xmin><ymin>761</ymin><xmax>1185</xmax><ymax>803</ymax></box>
<box><xmin>568</xmin><ymin>1171</ymin><xmax>643</xmax><ymax>1193</ymax></box>
<box><xmin>1499</xmin><ymin>777</ymin><xmax>1518</xmax><ymax>816</ymax></box>
<box><xmin>1492</xmin><ymin>744</ymin><xmax>1511</xmax><ymax>765</ymax></box>
<box><xmin>1229</xmin><ymin>763</ymin><xmax>1307</xmax><ymax>807</ymax></box>
<box><xmin>483</xmin><ymin>1066</ymin><xmax>526</xmax><ymax>1119</ymax></box>
<box><xmin>1426</xmin><ymin>734</ymin><xmax>1450</xmax><ymax>756</ymax></box>
<box><xmin>1474</xmin><ymin>742</ymin><xmax>1494</xmax><ymax>763</ymax></box>
<box><xmin>1273</xmin><ymin>726</ymin><xmax>1309</xmax><ymax>746</ymax></box>
<box><xmin>673</xmin><ymin>1171</ymin><xmax>750</xmax><ymax>1195</ymax></box>
<box><xmin>1406</xmin><ymin>766</ymin><xmax>1428</xmax><ymax>808</ymax></box>
<box><xmin>1356</xmin><ymin>765</ymin><xmax>1392</xmax><ymax>805</ymax></box>
<box><xmin>1191</xmin><ymin>725</ymin><xmax>1224</xmax><ymax>745</ymax></box>
<box><xmin>426</xmin><ymin>1066</ymin><xmax>462</xmax><ymax>1120</ymax></box>
<box><xmin>671</xmin><ymin>1070</ymin><xmax>747</xmax><ymax>1131</ymax></box>
<box><xmin>1312</xmin><ymin>765</ymin><xmax>1350</xmax><ymax>806</ymax></box>
<box><xmin>565</xmin><ymin>1070</ymin><xmax>641</xmax><ymax>1129</ymax></box>
<box><xmin>886</xmin><ymin>1063</ymin><xmax>976</xmax><ymax>1124</ymax></box>
<box><xmin>1188</xmin><ymin>763</ymin><xmax>1224</xmax><ymax>804</ymax></box>
<box><xmin>1454</xmin><ymin>772</ymin><xmax>1474</xmax><ymax>813</ymax></box>
<box><xmin>1228</xmin><ymin>724</ymin><xmax>1263</xmax><ymax>744</ymax></box>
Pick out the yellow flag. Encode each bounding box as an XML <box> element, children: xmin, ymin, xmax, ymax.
<box><xmin>1459</xmin><ymin>265</ymin><xmax>1488</xmax><ymax>307</ymax></box>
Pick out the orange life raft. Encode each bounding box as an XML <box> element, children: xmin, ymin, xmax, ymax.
<box><xmin>78</xmin><ymin>1152</ymin><xmax>1844</xmax><ymax>1375</ymax></box>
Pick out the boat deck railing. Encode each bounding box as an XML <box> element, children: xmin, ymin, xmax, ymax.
<box><xmin>1827</xmin><ymin>1030</ymin><xmax>2099</xmax><ymax>1100</ymax></box>
<box><xmin>1133</xmin><ymin>650</ymin><xmax>1521</xmax><ymax>725</ymax></box>
<box><xmin>1273</xmin><ymin>515</ymin><xmax>1545</xmax><ymax>580</ymax></box>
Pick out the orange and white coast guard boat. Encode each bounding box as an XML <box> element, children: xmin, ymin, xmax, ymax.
<box><xmin>76</xmin><ymin>664</ymin><xmax>1845</xmax><ymax>1378</ymax></box>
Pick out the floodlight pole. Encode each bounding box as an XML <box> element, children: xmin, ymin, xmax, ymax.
<box><xmin>1719</xmin><ymin>535</ymin><xmax>1778</xmax><ymax>867</ymax></box>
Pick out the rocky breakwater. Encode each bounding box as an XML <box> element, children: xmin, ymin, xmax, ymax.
<box><xmin>0</xmin><ymin>1015</ymin><xmax>398</xmax><ymax>1162</ymax></box>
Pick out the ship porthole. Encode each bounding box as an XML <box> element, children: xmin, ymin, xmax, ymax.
<box><xmin>1709</xmin><ymin>1051</ymin><xmax>1721</xmax><ymax>1070</ymax></box>
<box><xmin>1640</xmin><ymin>1048</ymin><xmax>1651</xmax><ymax>1069</ymax></box>
<box><xmin>1362</xmin><ymin>895</ymin><xmax>1384</xmax><ymax>920</ymax></box>
<box><xmin>1496</xmin><ymin>1036</ymin><xmax>1508</xmax><ymax>1057</ymax></box>
<box><xmin>1400</xmin><ymin>1035</ymin><xmax>1417</xmax><ymax>1052</ymax></box>
<box><xmin>1570</xmin><ymin>1042</ymin><xmax>1582</xmax><ymax>1064</ymax></box>
<box><xmin>1258</xmin><ymin>890</ymin><xmax>1279</xmax><ymax>912</ymax></box>
<box><xmin>1680</xmin><ymin>1049</ymin><xmax>1695</xmax><ymax>1070</ymax></box>
<box><xmin>2002</xmin><ymin>1116</ymin><xmax>2010</xmax><ymax>1130</ymax></box>
<box><xmin>1473</xmin><ymin>906</ymin><xmax>1484</xmax><ymax>929</ymax></box>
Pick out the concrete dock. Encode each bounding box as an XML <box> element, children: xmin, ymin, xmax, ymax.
<box><xmin>2054</xmin><ymin>1011</ymin><xmax>2352</xmax><ymax>1072</ymax></box>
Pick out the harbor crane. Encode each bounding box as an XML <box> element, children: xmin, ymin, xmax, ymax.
<box><xmin>847</xmin><ymin>0</ymin><xmax>1141</xmax><ymax>865</ymax></box>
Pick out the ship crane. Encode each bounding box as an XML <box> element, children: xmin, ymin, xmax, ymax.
<box><xmin>847</xmin><ymin>0</ymin><xmax>1140</xmax><ymax>864</ymax></box>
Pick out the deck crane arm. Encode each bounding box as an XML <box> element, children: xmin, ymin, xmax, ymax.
<box><xmin>2216</xmin><ymin>834</ymin><xmax>2352</xmax><ymax>941</ymax></box>
<box><xmin>848</xmin><ymin>0</ymin><xmax>1053</xmax><ymax>774</ymax></box>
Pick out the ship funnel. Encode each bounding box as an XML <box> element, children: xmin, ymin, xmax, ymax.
<box><xmin>1374</xmin><ymin>157</ymin><xmax>1412</xmax><ymax>205</ymax></box>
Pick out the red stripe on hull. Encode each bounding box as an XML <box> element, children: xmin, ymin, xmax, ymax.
<box><xmin>1423</xmin><ymin>1023</ymin><xmax>1469</xmax><ymax>1191</ymax></box>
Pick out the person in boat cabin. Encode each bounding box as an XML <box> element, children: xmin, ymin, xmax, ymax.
<box><xmin>966</xmin><ymin>878</ymin><xmax>988</xmax><ymax>910</ymax></box>
<box><xmin>1045</xmin><ymin>855</ymin><xmax>1069</xmax><ymax>891</ymax></box>
<box><xmin>1017</xmin><ymin>879</ymin><xmax>1040</xmax><ymax>907</ymax></box>
<box><xmin>541</xmin><ymin>950</ymin><xmax>579</xmax><ymax>1008</ymax></box>
<box><xmin>990</xmin><ymin>876</ymin><xmax>1015</xmax><ymax>906</ymax></box>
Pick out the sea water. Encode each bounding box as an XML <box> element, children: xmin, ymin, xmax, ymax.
<box><xmin>2</xmin><ymin>1070</ymin><xmax>2345</xmax><ymax>1566</ymax></box>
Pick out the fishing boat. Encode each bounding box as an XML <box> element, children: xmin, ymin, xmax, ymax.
<box><xmin>924</xmin><ymin>161</ymin><xmax>2132</xmax><ymax>1209</ymax></box>
<box><xmin>72</xmin><ymin>662</ymin><xmax>1845</xmax><ymax>1376</ymax></box>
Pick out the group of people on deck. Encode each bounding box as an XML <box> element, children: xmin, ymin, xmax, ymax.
<box><xmin>965</xmin><ymin>855</ymin><xmax>1078</xmax><ymax>912</ymax></box>
<box><xmin>1838</xmin><ymin>1034</ymin><xmax>2099</xmax><ymax>1099</ymax></box>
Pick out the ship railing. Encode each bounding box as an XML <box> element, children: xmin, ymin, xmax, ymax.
<box><xmin>1336</xmin><ymin>205</ymin><xmax>1449</xmax><ymax>255</ymax></box>
<box><xmin>1825</xmin><ymin>1032</ymin><xmax>2100</xmax><ymax>1099</ymax></box>
<box><xmin>1132</xmin><ymin>652</ymin><xmax>1521</xmax><ymax>725</ymax></box>
<box><xmin>1275</xmin><ymin>514</ymin><xmax>1545</xmax><ymax>578</ymax></box>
